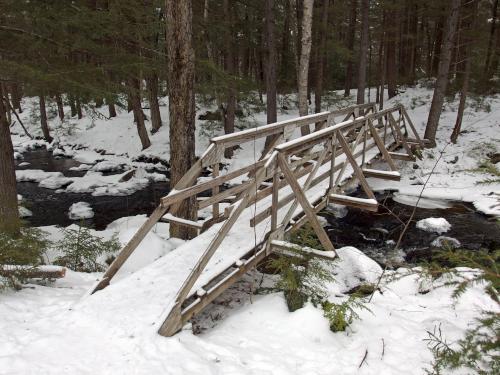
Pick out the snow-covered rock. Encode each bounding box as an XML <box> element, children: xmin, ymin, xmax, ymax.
<box><xmin>416</xmin><ymin>217</ymin><xmax>451</xmax><ymax>234</ymax></box>
<box><xmin>68</xmin><ymin>202</ymin><xmax>94</xmax><ymax>220</ymax></box>
<box><xmin>332</xmin><ymin>246</ymin><xmax>383</xmax><ymax>291</ymax></box>
<box><xmin>18</xmin><ymin>206</ymin><xmax>33</xmax><ymax>218</ymax></box>
<box><xmin>431</xmin><ymin>236</ymin><xmax>461</xmax><ymax>249</ymax></box>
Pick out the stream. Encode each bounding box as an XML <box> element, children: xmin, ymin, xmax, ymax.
<box><xmin>16</xmin><ymin>148</ymin><xmax>500</xmax><ymax>260</ymax></box>
<box><xmin>16</xmin><ymin>148</ymin><xmax>170</xmax><ymax>230</ymax></box>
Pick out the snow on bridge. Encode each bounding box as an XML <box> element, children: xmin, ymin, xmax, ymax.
<box><xmin>81</xmin><ymin>102</ymin><xmax>423</xmax><ymax>336</ymax></box>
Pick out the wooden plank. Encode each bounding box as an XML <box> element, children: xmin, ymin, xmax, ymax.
<box><xmin>400</xmin><ymin>106</ymin><xmax>424</xmax><ymax>147</ymax></box>
<box><xmin>160</xmin><ymin>214</ymin><xmax>203</xmax><ymax>230</ymax></box>
<box><xmin>91</xmin><ymin>204</ymin><xmax>168</xmax><ymax>293</ymax></box>
<box><xmin>329</xmin><ymin>194</ymin><xmax>378</xmax><ymax>211</ymax></box>
<box><xmin>367</xmin><ymin>119</ymin><xmax>398</xmax><ymax>171</ymax></box>
<box><xmin>362</xmin><ymin>168</ymin><xmax>401</xmax><ymax>181</ymax></box>
<box><xmin>270</xmin><ymin>240</ymin><xmax>336</xmax><ymax>261</ymax></box>
<box><xmin>388</xmin><ymin>151</ymin><xmax>415</xmax><ymax>161</ymax></box>
<box><xmin>212</xmin><ymin>163</ymin><xmax>220</xmax><ymax>219</ymax></box>
<box><xmin>388</xmin><ymin>112</ymin><xmax>414</xmax><ymax>157</ymax></box>
<box><xmin>336</xmin><ymin>131</ymin><xmax>376</xmax><ymax>200</ymax></box>
<box><xmin>277</xmin><ymin>153</ymin><xmax>335</xmax><ymax>252</ymax></box>
<box><xmin>160</xmin><ymin>159</ymin><xmax>266</xmax><ymax>208</ymax></box>
<box><xmin>158</xmin><ymin>153</ymin><xmax>276</xmax><ymax>336</ymax></box>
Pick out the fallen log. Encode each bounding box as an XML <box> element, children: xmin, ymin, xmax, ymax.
<box><xmin>0</xmin><ymin>265</ymin><xmax>66</xmax><ymax>279</ymax></box>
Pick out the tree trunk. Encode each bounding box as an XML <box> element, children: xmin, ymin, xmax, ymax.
<box><xmin>386</xmin><ymin>4</ymin><xmax>397</xmax><ymax>99</ymax></box>
<box><xmin>166</xmin><ymin>0</ymin><xmax>197</xmax><ymax>239</ymax></box>
<box><xmin>55</xmin><ymin>94</ymin><xmax>64</xmax><ymax>122</ymax></box>
<box><xmin>76</xmin><ymin>98</ymin><xmax>83</xmax><ymax>119</ymax></box>
<box><xmin>425</xmin><ymin>0</ymin><xmax>461</xmax><ymax>147</ymax></box>
<box><xmin>298</xmin><ymin>0</ymin><xmax>314</xmax><ymax>135</ymax></box>
<box><xmin>0</xmin><ymin>84</ymin><xmax>20</xmax><ymax>234</ymax></box>
<box><xmin>356</xmin><ymin>0</ymin><xmax>369</xmax><ymax>104</ymax></box>
<box><xmin>128</xmin><ymin>78</ymin><xmax>151</xmax><ymax>150</ymax></box>
<box><xmin>314</xmin><ymin>0</ymin><xmax>329</xmax><ymax>115</ymax></box>
<box><xmin>265</xmin><ymin>0</ymin><xmax>277</xmax><ymax>125</ymax></box>
<box><xmin>147</xmin><ymin>74</ymin><xmax>163</xmax><ymax>133</ymax></box>
<box><xmin>223</xmin><ymin>0</ymin><xmax>236</xmax><ymax>158</ymax></box>
<box><xmin>69</xmin><ymin>96</ymin><xmax>77</xmax><ymax>117</ymax></box>
<box><xmin>108</xmin><ymin>100</ymin><xmax>117</xmax><ymax>118</ymax></box>
<box><xmin>483</xmin><ymin>0</ymin><xmax>499</xmax><ymax>82</ymax></box>
<box><xmin>344</xmin><ymin>0</ymin><xmax>357</xmax><ymax>97</ymax></box>
<box><xmin>451</xmin><ymin>0</ymin><xmax>478</xmax><ymax>143</ymax></box>
<box><xmin>39</xmin><ymin>95</ymin><xmax>53</xmax><ymax>143</ymax></box>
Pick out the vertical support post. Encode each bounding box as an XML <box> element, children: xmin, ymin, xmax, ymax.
<box><xmin>271</xmin><ymin>161</ymin><xmax>279</xmax><ymax>231</ymax></box>
<box><xmin>212</xmin><ymin>163</ymin><xmax>219</xmax><ymax>219</ymax></box>
<box><xmin>329</xmin><ymin>132</ymin><xmax>337</xmax><ymax>191</ymax></box>
<box><xmin>361</xmin><ymin>119</ymin><xmax>367</xmax><ymax>167</ymax></box>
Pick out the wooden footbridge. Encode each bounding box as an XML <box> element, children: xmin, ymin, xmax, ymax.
<box><xmin>88</xmin><ymin>102</ymin><xmax>424</xmax><ymax>336</ymax></box>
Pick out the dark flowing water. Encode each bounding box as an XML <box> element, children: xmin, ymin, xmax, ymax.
<box><xmin>321</xmin><ymin>191</ymin><xmax>500</xmax><ymax>265</ymax></box>
<box><xmin>16</xmin><ymin>149</ymin><xmax>170</xmax><ymax>230</ymax></box>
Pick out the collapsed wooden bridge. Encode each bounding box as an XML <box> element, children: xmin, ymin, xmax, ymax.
<box><xmin>88</xmin><ymin>102</ymin><xmax>424</xmax><ymax>336</ymax></box>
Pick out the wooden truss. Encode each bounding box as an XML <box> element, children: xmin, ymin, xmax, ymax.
<box><xmin>87</xmin><ymin>103</ymin><xmax>424</xmax><ymax>337</ymax></box>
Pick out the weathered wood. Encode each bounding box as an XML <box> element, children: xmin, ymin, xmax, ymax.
<box><xmin>91</xmin><ymin>204</ymin><xmax>169</xmax><ymax>294</ymax></box>
<box><xmin>388</xmin><ymin>151</ymin><xmax>415</xmax><ymax>161</ymax></box>
<box><xmin>270</xmin><ymin>240</ymin><xmax>336</xmax><ymax>261</ymax></box>
<box><xmin>0</xmin><ymin>265</ymin><xmax>66</xmax><ymax>279</ymax></box>
<box><xmin>212</xmin><ymin>163</ymin><xmax>220</xmax><ymax>219</ymax></box>
<box><xmin>367</xmin><ymin>119</ymin><xmax>398</xmax><ymax>171</ymax></box>
<box><xmin>329</xmin><ymin>194</ymin><xmax>378</xmax><ymax>211</ymax></box>
<box><xmin>336</xmin><ymin>131</ymin><xmax>376</xmax><ymax>199</ymax></box>
<box><xmin>277</xmin><ymin>153</ymin><xmax>334</xmax><ymax>252</ymax></box>
<box><xmin>160</xmin><ymin>214</ymin><xmax>203</xmax><ymax>230</ymax></box>
<box><xmin>158</xmin><ymin>153</ymin><xmax>276</xmax><ymax>336</ymax></box>
<box><xmin>362</xmin><ymin>168</ymin><xmax>401</xmax><ymax>181</ymax></box>
<box><xmin>388</xmin><ymin>112</ymin><xmax>414</xmax><ymax>157</ymax></box>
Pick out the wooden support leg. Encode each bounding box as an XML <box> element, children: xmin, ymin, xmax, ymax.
<box><xmin>277</xmin><ymin>153</ymin><xmax>335</xmax><ymax>252</ymax></box>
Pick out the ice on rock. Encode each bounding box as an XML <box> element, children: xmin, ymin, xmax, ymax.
<box><xmin>325</xmin><ymin>203</ymin><xmax>348</xmax><ymax>219</ymax></box>
<box><xmin>18</xmin><ymin>206</ymin><xmax>33</xmax><ymax>218</ymax></box>
<box><xmin>68</xmin><ymin>202</ymin><xmax>94</xmax><ymax>220</ymax></box>
<box><xmin>431</xmin><ymin>236</ymin><xmax>461</xmax><ymax>249</ymax></box>
<box><xmin>416</xmin><ymin>217</ymin><xmax>451</xmax><ymax>234</ymax></box>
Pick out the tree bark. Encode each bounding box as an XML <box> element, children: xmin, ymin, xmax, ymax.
<box><xmin>76</xmin><ymin>98</ymin><xmax>83</xmax><ymax>119</ymax></box>
<box><xmin>128</xmin><ymin>78</ymin><xmax>151</xmax><ymax>150</ymax></box>
<box><xmin>0</xmin><ymin>84</ymin><xmax>20</xmax><ymax>234</ymax></box>
<box><xmin>425</xmin><ymin>0</ymin><xmax>461</xmax><ymax>147</ymax></box>
<box><xmin>483</xmin><ymin>0</ymin><xmax>499</xmax><ymax>82</ymax></box>
<box><xmin>265</xmin><ymin>0</ymin><xmax>277</xmax><ymax>125</ymax></box>
<box><xmin>314</xmin><ymin>0</ymin><xmax>329</xmax><ymax>115</ymax></box>
<box><xmin>344</xmin><ymin>0</ymin><xmax>357</xmax><ymax>97</ymax></box>
<box><xmin>451</xmin><ymin>0</ymin><xmax>478</xmax><ymax>143</ymax></box>
<box><xmin>55</xmin><ymin>94</ymin><xmax>64</xmax><ymax>122</ymax></box>
<box><xmin>386</xmin><ymin>3</ymin><xmax>397</xmax><ymax>99</ymax></box>
<box><xmin>298</xmin><ymin>0</ymin><xmax>314</xmax><ymax>135</ymax></box>
<box><xmin>39</xmin><ymin>95</ymin><xmax>53</xmax><ymax>143</ymax></box>
<box><xmin>166</xmin><ymin>0</ymin><xmax>197</xmax><ymax>239</ymax></box>
<box><xmin>223</xmin><ymin>0</ymin><xmax>236</xmax><ymax>158</ymax></box>
<box><xmin>108</xmin><ymin>100</ymin><xmax>117</xmax><ymax>118</ymax></box>
<box><xmin>147</xmin><ymin>74</ymin><xmax>162</xmax><ymax>133</ymax></box>
<box><xmin>356</xmin><ymin>0</ymin><xmax>369</xmax><ymax>104</ymax></box>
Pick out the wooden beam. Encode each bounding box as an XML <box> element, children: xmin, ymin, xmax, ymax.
<box><xmin>277</xmin><ymin>153</ymin><xmax>335</xmax><ymax>252</ymax></box>
<box><xmin>270</xmin><ymin>240</ymin><xmax>336</xmax><ymax>261</ymax></box>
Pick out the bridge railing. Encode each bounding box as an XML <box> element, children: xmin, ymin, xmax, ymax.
<box><xmin>157</xmin><ymin>103</ymin><xmax>423</xmax><ymax>336</ymax></box>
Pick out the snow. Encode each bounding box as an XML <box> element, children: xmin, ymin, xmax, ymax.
<box><xmin>68</xmin><ymin>202</ymin><xmax>94</xmax><ymax>220</ymax></box>
<box><xmin>18</xmin><ymin>206</ymin><xmax>33</xmax><ymax>218</ymax></box>
<box><xmin>4</xmin><ymin>86</ymin><xmax>500</xmax><ymax>373</ymax></box>
<box><xmin>416</xmin><ymin>217</ymin><xmax>451</xmax><ymax>234</ymax></box>
<box><xmin>431</xmin><ymin>236</ymin><xmax>461</xmax><ymax>249</ymax></box>
<box><xmin>332</xmin><ymin>246</ymin><xmax>383</xmax><ymax>291</ymax></box>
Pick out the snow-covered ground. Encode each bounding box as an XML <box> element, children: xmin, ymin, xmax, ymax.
<box><xmin>3</xmin><ymin>86</ymin><xmax>499</xmax><ymax>374</ymax></box>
